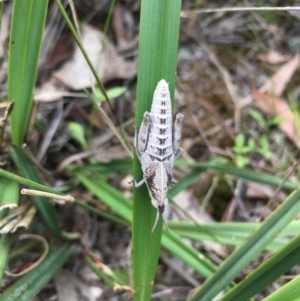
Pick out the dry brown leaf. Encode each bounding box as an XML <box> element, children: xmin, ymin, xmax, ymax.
<box><xmin>257</xmin><ymin>50</ymin><xmax>291</xmax><ymax>65</ymax></box>
<box><xmin>252</xmin><ymin>89</ymin><xmax>300</xmax><ymax>149</ymax></box>
<box><xmin>35</xmin><ymin>78</ymin><xmax>86</xmax><ymax>102</ymax></box>
<box><xmin>246</xmin><ymin>182</ymin><xmax>276</xmax><ymax>198</ymax></box>
<box><xmin>0</xmin><ymin>203</ymin><xmax>36</xmax><ymax>234</ymax></box>
<box><xmin>54</xmin><ymin>24</ymin><xmax>136</xmax><ymax>90</ymax></box>
<box><xmin>260</xmin><ymin>53</ymin><xmax>300</xmax><ymax>97</ymax></box>
<box><xmin>173</xmin><ymin>190</ymin><xmax>213</xmax><ymax>222</ymax></box>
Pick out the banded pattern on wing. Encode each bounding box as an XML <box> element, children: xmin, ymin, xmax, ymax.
<box><xmin>134</xmin><ymin>79</ymin><xmax>184</xmax><ymax>232</ymax></box>
<box><xmin>147</xmin><ymin>80</ymin><xmax>173</xmax><ymax>162</ymax></box>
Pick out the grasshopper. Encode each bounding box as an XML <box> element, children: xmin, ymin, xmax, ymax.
<box><xmin>134</xmin><ymin>79</ymin><xmax>184</xmax><ymax>232</ymax></box>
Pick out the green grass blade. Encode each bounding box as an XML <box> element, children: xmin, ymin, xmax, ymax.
<box><xmin>162</xmin><ymin>230</ymin><xmax>216</xmax><ymax>278</ymax></box>
<box><xmin>10</xmin><ymin>148</ymin><xmax>62</xmax><ymax>237</ymax></box>
<box><xmin>177</xmin><ymin>160</ymin><xmax>297</xmax><ymax>191</ymax></box>
<box><xmin>0</xmin><ymin>178</ymin><xmax>18</xmax><ymax>283</ymax></box>
<box><xmin>208</xmin><ymin>164</ymin><xmax>297</xmax><ymax>191</ymax></box>
<box><xmin>74</xmin><ymin>171</ymin><xmax>132</xmax><ymax>222</ymax></box>
<box><xmin>0</xmin><ymin>244</ymin><xmax>73</xmax><ymax>301</ymax></box>
<box><xmin>85</xmin><ymin>254</ymin><xmax>126</xmax><ymax>289</ymax></box>
<box><xmin>0</xmin><ymin>167</ymin><xmax>70</xmax><ymax>196</ymax></box>
<box><xmin>170</xmin><ymin>220</ymin><xmax>300</xmax><ymax>237</ymax></box>
<box><xmin>0</xmin><ymin>234</ymin><xmax>11</xmax><ymax>285</ymax></box>
<box><xmin>189</xmin><ymin>189</ymin><xmax>300</xmax><ymax>301</ymax></box>
<box><xmin>8</xmin><ymin>0</ymin><xmax>49</xmax><ymax>145</ymax></box>
<box><xmin>170</xmin><ymin>222</ymin><xmax>289</xmax><ymax>252</ymax></box>
<box><xmin>74</xmin><ymin>167</ymin><xmax>219</xmax><ymax>287</ymax></box>
<box><xmin>133</xmin><ymin>1</ymin><xmax>181</xmax><ymax>300</ymax></box>
<box><xmin>0</xmin><ymin>177</ymin><xmax>19</xmax><ymax>209</ymax></box>
<box><xmin>220</xmin><ymin>234</ymin><xmax>300</xmax><ymax>301</ymax></box>
<box><xmin>262</xmin><ymin>274</ymin><xmax>300</xmax><ymax>301</ymax></box>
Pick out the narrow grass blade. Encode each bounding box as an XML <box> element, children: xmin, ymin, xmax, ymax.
<box><xmin>189</xmin><ymin>189</ymin><xmax>300</xmax><ymax>301</ymax></box>
<box><xmin>220</xmin><ymin>234</ymin><xmax>300</xmax><ymax>301</ymax></box>
<box><xmin>0</xmin><ymin>244</ymin><xmax>72</xmax><ymax>301</ymax></box>
<box><xmin>74</xmin><ymin>167</ymin><xmax>219</xmax><ymax>285</ymax></box>
<box><xmin>0</xmin><ymin>178</ymin><xmax>18</xmax><ymax>282</ymax></box>
<box><xmin>170</xmin><ymin>222</ymin><xmax>289</xmax><ymax>252</ymax></box>
<box><xmin>8</xmin><ymin>0</ymin><xmax>49</xmax><ymax>145</ymax></box>
<box><xmin>177</xmin><ymin>160</ymin><xmax>297</xmax><ymax>191</ymax></box>
<box><xmin>74</xmin><ymin>171</ymin><xmax>132</xmax><ymax>222</ymax></box>
<box><xmin>0</xmin><ymin>167</ymin><xmax>65</xmax><ymax>195</ymax></box>
<box><xmin>0</xmin><ymin>177</ymin><xmax>19</xmax><ymax>210</ymax></box>
<box><xmin>162</xmin><ymin>230</ymin><xmax>216</xmax><ymax>278</ymax></box>
<box><xmin>85</xmin><ymin>254</ymin><xmax>126</xmax><ymax>290</ymax></box>
<box><xmin>262</xmin><ymin>274</ymin><xmax>300</xmax><ymax>301</ymax></box>
<box><xmin>10</xmin><ymin>148</ymin><xmax>62</xmax><ymax>237</ymax></box>
<box><xmin>0</xmin><ymin>234</ymin><xmax>11</xmax><ymax>285</ymax></box>
<box><xmin>208</xmin><ymin>164</ymin><xmax>297</xmax><ymax>192</ymax></box>
<box><xmin>133</xmin><ymin>1</ymin><xmax>181</xmax><ymax>300</ymax></box>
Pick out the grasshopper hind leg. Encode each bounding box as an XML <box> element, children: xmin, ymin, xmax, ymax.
<box><xmin>135</xmin><ymin>112</ymin><xmax>151</xmax><ymax>157</ymax></box>
<box><xmin>173</xmin><ymin>112</ymin><xmax>184</xmax><ymax>159</ymax></box>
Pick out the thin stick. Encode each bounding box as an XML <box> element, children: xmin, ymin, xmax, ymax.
<box><xmin>21</xmin><ymin>189</ymin><xmax>75</xmax><ymax>203</ymax></box>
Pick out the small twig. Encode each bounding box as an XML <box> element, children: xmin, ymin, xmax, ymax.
<box><xmin>68</xmin><ymin>0</ymin><xmax>81</xmax><ymax>37</ymax></box>
<box><xmin>21</xmin><ymin>189</ymin><xmax>75</xmax><ymax>204</ymax></box>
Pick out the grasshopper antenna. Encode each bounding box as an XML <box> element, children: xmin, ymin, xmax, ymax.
<box><xmin>151</xmin><ymin>210</ymin><xmax>160</xmax><ymax>233</ymax></box>
<box><xmin>151</xmin><ymin>210</ymin><xmax>169</xmax><ymax>233</ymax></box>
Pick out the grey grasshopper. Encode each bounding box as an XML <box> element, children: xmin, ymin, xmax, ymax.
<box><xmin>134</xmin><ymin>79</ymin><xmax>184</xmax><ymax>232</ymax></box>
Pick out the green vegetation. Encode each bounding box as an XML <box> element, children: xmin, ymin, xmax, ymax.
<box><xmin>1</xmin><ymin>1</ymin><xmax>300</xmax><ymax>301</ymax></box>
